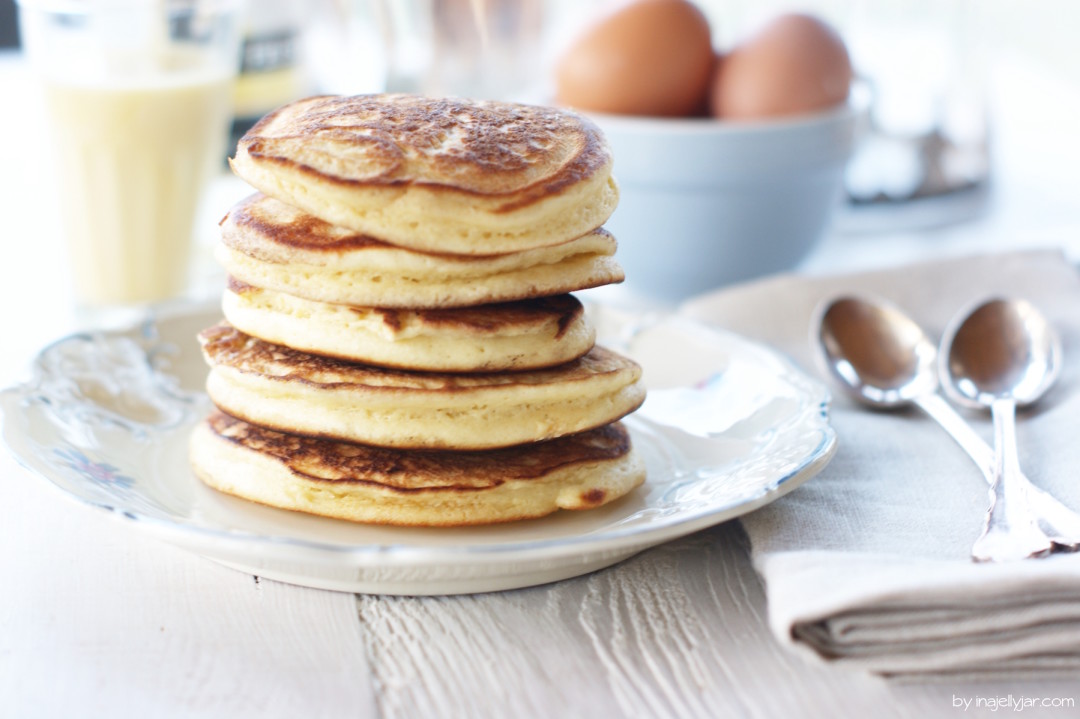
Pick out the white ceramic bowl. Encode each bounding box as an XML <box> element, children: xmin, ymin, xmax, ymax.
<box><xmin>591</xmin><ymin>102</ymin><xmax>860</xmax><ymax>302</ymax></box>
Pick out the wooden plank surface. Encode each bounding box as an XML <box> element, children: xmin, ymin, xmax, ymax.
<box><xmin>357</xmin><ymin>526</ymin><xmax>1080</xmax><ymax>719</ymax></box>
<box><xmin>0</xmin><ymin>455</ymin><xmax>378</xmax><ymax>719</ymax></box>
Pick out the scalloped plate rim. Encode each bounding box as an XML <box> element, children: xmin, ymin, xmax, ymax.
<box><xmin>0</xmin><ymin>302</ymin><xmax>837</xmax><ymax>576</ymax></box>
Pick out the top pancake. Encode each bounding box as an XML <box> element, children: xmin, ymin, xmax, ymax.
<box><xmin>230</xmin><ymin>94</ymin><xmax>619</xmax><ymax>255</ymax></box>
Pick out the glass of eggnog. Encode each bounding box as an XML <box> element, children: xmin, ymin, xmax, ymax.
<box><xmin>18</xmin><ymin>0</ymin><xmax>242</xmax><ymax>307</ymax></box>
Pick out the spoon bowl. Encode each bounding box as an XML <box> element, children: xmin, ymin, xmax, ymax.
<box><xmin>940</xmin><ymin>298</ymin><xmax>1062</xmax><ymax>410</ymax></box>
<box><xmin>815</xmin><ymin>295</ymin><xmax>938</xmax><ymax>407</ymax></box>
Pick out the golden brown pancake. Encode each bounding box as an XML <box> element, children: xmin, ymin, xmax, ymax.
<box><xmin>223</xmin><ymin>279</ymin><xmax>596</xmax><ymax>371</ymax></box>
<box><xmin>199</xmin><ymin>323</ymin><xmax>646</xmax><ymax>450</ymax></box>
<box><xmin>190</xmin><ymin>410</ymin><xmax>645</xmax><ymax>526</ymax></box>
<box><xmin>218</xmin><ymin>193</ymin><xmax>623</xmax><ymax>309</ymax></box>
<box><xmin>229</xmin><ymin>94</ymin><xmax>619</xmax><ymax>255</ymax></box>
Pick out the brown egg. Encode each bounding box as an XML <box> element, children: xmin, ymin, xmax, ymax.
<box><xmin>710</xmin><ymin>13</ymin><xmax>852</xmax><ymax>120</ymax></box>
<box><xmin>555</xmin><ymin>0</ymin><xmax>714</xmax><ymax>117</ymax></box>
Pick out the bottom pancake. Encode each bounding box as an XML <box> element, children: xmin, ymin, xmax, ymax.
<box><xmin>190</xmin><ymin>411</ymin><xmax>646</xmax><ymax>527</ymax></box>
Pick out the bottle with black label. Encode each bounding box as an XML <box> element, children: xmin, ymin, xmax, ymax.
<box><xmin>229</xmin><ymin>0</ymin><xmax>305</xmax><ymax>152</ymax></box>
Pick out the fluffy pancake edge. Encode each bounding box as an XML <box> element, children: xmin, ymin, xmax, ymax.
<box><xmin>222</xmin><ymin>285</ymin><xmax>596</xmax><ymax>372</ymax></box>
<box><xmin>198</xmin><ymin>325</ymin><xmax>646</xmax><ymax>449</ymax></box>
<box><xmin>215</xmin><ymin>242</ymin><xmax>624</xmax><ymax>309</ymax></box>
<box><xmin>190</xmin><ymin>413</ymin><xmax>646</xmax><ymax>526</ymax></box>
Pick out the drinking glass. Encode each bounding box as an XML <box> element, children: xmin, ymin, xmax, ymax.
<box><xmin>19</xmin><ymin>0</ymin><xmax>243</xmax><ymax>308</ymax></box>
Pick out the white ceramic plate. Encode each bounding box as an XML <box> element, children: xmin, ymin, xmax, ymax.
<box><xmin>0</xmin><ymin>302</ymin><xmax>835</xmax><ymax>595</ymax></box>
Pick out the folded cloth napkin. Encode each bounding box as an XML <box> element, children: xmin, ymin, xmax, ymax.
<box><xmin>680</xmin><ymin>250</ymin><xmax>1080</xmax><ymax>678</ymax></box>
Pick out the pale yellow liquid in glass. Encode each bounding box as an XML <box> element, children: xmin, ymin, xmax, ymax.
<box><xmin>44</xmin><ymin>75</ymin><xmax>232</xmax><ymax>304</ymax></box>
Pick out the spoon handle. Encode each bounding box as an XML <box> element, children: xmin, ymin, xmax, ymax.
<box><xmin>969</xmin><ymin>399</ymin><xmax>1053</xmax><ymax>562</ymax></box>
<box><xmin>913</xmin><ymin>393</ymin><xmax>992</xmax><ymax>468</ymax></box>
<box><xmin>913</xmin><ymin>393</ymin><xmax>1080</xmax><ymax>549</ymax></box>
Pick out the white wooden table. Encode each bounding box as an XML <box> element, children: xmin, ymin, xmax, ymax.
<box><xmin>3</xmin><ymin>52</ymin><xmax>1080</xmax><ymax>717</ymax></box>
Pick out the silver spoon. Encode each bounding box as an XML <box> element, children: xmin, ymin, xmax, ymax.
<box><xmin>814</xmin><ymin>295</ymin><xmax>1080</xmax><ymax>556</ymax></box>
<box><xmin>940</xmin><ymin>298</ymin><xmax>1064</xmax><ymax>562</ymax></box>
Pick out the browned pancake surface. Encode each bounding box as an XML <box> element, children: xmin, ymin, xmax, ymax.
<box><xmin>227</xmin><ymin>277</ymin><xmax>585</xmax><ymax>341</ymax></box>
<box><xmin>221</xmin><ymin>192</ymin><xmax>616</xmax><ymax>263</ymax></box>
<box><xmin>207</xmin><ymin>410</ymin><xmax>632</xmax><ymax>492</ymax></box>
<box><xmin>236</xmin><ymin>94</ymin><xmax>610</xmax><ymax>210</ymax></box>
<box><xmin>199</xmin><ymin>323</ymin><xmax>638</xmax><ymax>392</ymax></box>
<box><xmin>221</xmin><ymin>193</ymin><xmax>387</xmax><ymax>257</ymax></box>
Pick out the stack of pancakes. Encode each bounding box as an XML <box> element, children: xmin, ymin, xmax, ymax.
<box><xmin>189</xmin><ymin>94</ymin><xmax>647</xmax><ymax>526</ymax></box>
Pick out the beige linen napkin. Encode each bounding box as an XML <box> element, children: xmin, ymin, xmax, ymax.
<box><xmin>680</xmin><ymin>250</ymin><xmax>1080</xmax><ymax>678</ymax></box>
